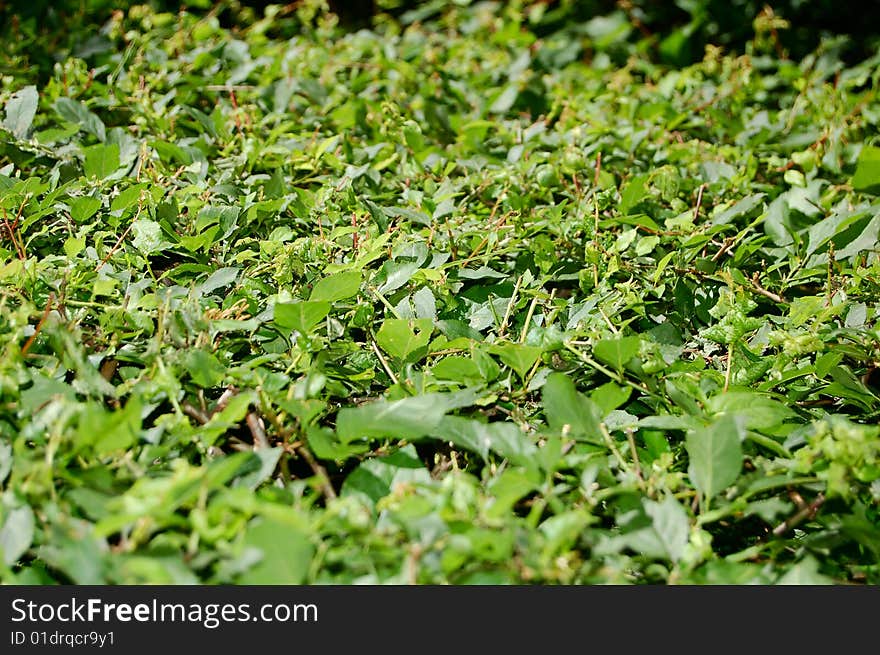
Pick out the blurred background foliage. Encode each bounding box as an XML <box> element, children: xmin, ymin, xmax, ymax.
<box><xmin>2</xmin><ymin>0</ymin><xmax>879</xmax><ymax>84</ymax></box>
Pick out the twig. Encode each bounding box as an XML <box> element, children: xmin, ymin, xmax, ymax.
<box><xmin>2</xmin><ymin>204</ymin><xmax>26</xmax><ymax>260</ymax></box>
<box><xmin>625</xmin><ymin>427</ymin><xmax>643</xmax><ymax>482</ymax></box>
<box><xmin>563</xmin><ymin>342</ymin><xmax>663</xmax><ymax>404</ymax></box>
<box><xmin>498</xmin><ymin>274</ymin><xmax>522</xmax><ymax>338</ymax></box>
<box><xmin>519</xmin><ymin>294</ymin><xmax>540</xmax><ymax>343</ymax></box>
<box><xmin>598</xmin><ymin>422</ymin><xmax>630</xmax><ymax>475</ymax></box>
<box><xmin>182</xmin><ymin>402</ymin><xmax>211</xmax><ymax>425</ymax></box>
<box><xmin>227</xmin><ymin>86</ymin><xmax>246</xmax><ymax>136</ymax></box>
<box><xmin>723</xmin><ymin>343</ymin><xmax>733</xmax><ymax>393</ymax></box>
<box><xmin>598</xmin><ymin>306</ymin><xmax>619</xmax><ymax>335</ymax></box>
<box><xmin>96</xmin><ymin>199</ymin><xmax>143</xmax><ymax>272</ymax></box>
<box><xmin>100</xmin><ymin>358</ymin><xmax>119</xmax><ymax>382</ymax></box>
<box><xmin>351</xmin><ymin>212</ymin><xmax>359</xmax><ymax>253</ymax></box>
<box><xmin>405</xmin><ymin>544</ymin><xmax>422</xmax><ymax>585</ymax></box>
<box><xmin>294</xmin><ymin>441</ymin><xmax>337</xmax><ymax>500</ymax></box>
<box><xmin>371</xmin><ymin>340</ymin><xmax>399</xmax><ymax>385</ymax></box>
<box><xmin>750</xmin><ymin>273</ymin><xmax>788</xmax><ymax>304</ymax></box>
<box><xmin>96</xmin><ymin>220</ymin><xmax>136</xmax><ymax>272</ymax></box>
<box><xmin>772</xmin><ymin>493</ymin><xmax>825</xmax><ymax>537</ymax></box>
<box><xmin>461</xmin><ymin>209</ymin><xmax>510</xmax><ymax>264</ymax></box>
<box><xmin>711</xmin><ymin>237</ymin><xmax>734</xmax><ymax>263</ymax></box>
<box><xmin>693</xmin><ymin>183</ymin><xmax>706</xmax><ymax>221</ymax></box>
<box><xmin>21</xmin><ymin>293</ymin><xmax>55</xmax><ymax>356</ymax></box>
<box><xmin>255</xmin><ymin>397</ymin><xmax>337</xmax><ymax>500</ymax></box>
<box><xmin>214</xmin><ymin>385</ymin><xmax>238</xmax><ymax>414</ymax></box>
<box><xmin>246</xmin><ymin>412</ymin><xmax>270</xmax><ymax>450</ymax></box>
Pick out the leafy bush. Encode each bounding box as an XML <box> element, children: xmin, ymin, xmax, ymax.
<box><xmin>0</xmin><ymin>1</ymin><xmax>878</xmax><ymax>584</ymax></box>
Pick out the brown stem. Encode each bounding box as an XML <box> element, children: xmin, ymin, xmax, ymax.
<box><xmin>246</xmin><ymin>412</ymin><xmax>270</xmax><ymax>450</ymax></box>
<box><xmin>213</xmin><ymin>385</ymin><xmax>238</xmax><ymax>414</ymax></box>
<box><xmin>2</xmin><ymin>205</ymin><xmax>26</xmax><ymax>260</ymax></box>
<box><xmin>750</xmin><ymin>274</ymin><xmax>788</xmax><ymax>304</ymax></box>
<box><xmin>772</xmin><ymin>493</ymin><xmax>826</xmax><ymax>537</ymax></box>
<box><xmin>96</xmin><ymin>205</ymin><xmax>141</xmax><ymax>272</ymax></box>
<box><xmin>182</xmin><ymin>402</ymin><xmax>211</xmax><ymax>425</ymax></box>
<box><xmin>294</xmin><ymin>442</ymin><xmax>338</xmax><ymax>501</ymax></box>
<box><xmin>259</xmin><ymin>400</ymin><xmax>338</xmax><ymax>501</ymax></box>
<box><xmin>21</xmin><ymin>293</ymin><xmax>55</xmax><ymax>356</ymax></box>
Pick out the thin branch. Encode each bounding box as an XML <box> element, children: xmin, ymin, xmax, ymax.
<box><xmin>182</xmin><ymin>402</ymin><xmax>211</xmax><ymax>425</ymax></box>
<box><xmin>371</xmin><ymin>340</ymin><xmax>399</xmax><ymax>385</ymax></box>
<box><xmin>693</xmin><ymin>183</ymin><xmax>706</xmax><ymax>221</ymax></box>
<box><xmin>711</xmin><ymin>237</ymin><xmax>734</xmax><ymax>263</ymax></box>
<box><xmin>750</xmin><ymin>273</ymin><xmax>788</xmax><ymax>304</ymax></box>
<box><xmin>2</xmin><ymin>205</ymin><xmax>26</xmax><ymax>260</ymax></box>
<box><xmin>96</xmin><ymin>201</ymin><xmax>142</xmax><ymax>272</ymax></box>
<box><xmin>258</xmin><ymin>400</ymin><xmax>338</xmax><ymax>501</ymax></box>
<box><xmin>772</xmin><ymin>493</ymin><xmax>825</xmax><ymax>537</ymax></box>
<box><xmin>723</xmin><ymin>343</ymin><xmax>733</xmax><ymax>393</ymax></box>
<box><xmin>214</xmin><ymin>385</ymin><xmax>238</xmax><ymax>414</ymax></box>
<box><xmin>625</xmin><ymin>427</ymin><xmax>643</xmax><ymax>482</ymax></box>
<box><xmin>21</xmin><ymin>293</ymin><xmax>55</xmax><ymax>356</ymax></box>
<box><xmin>246</xmin><ymin>412</ymin><xmax>270</xmax><ymax>450</ymax></box>
<box><xmin>294</xmin><ymin>441</ymin><xmax>337</xmax><ymax>500</ymax></box>
<box><xmin>598</xmin><ymin>422</ymin><xmax>631</xmax><ymax>476</ymax></box>
<box><xmin>519</xmin><ymin>294</ymin><xmax>540</xmax><ymax>344</ymax></box>
<box><xmin>498</xmin><ymin>274</ymin><xmax>522</xmax><ymax>339</ymax></box>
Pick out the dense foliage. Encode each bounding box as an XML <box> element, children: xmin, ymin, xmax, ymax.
<box><xmin>1</xmin><ymin>1</ymin><xmax>879</xmax><ymax>584</ymax></box>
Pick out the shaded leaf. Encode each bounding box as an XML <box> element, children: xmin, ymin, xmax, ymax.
<box><xmin>686</xmin><ymin>414</ymin><xmax>744</xmax><ymax>505</ymax></box>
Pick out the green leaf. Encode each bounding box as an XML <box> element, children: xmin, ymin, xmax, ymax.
<box><xmin>88</xmin><ymin>397</ymin><xmax>143</xmax><ymax>456</ymax></box>
<box><xmin>231</xmin><ymin>448</ymin><xmax>283</xmax><ymax>490</ymax></box>
<box><xmin>0</xmin><ymin>442</ymin><xmax>11</xmax><ymax>486</ymax></box>
<box><xmin>619</xmin><ymin>174</ymin><xmax>649</xmax><ymax>213</ymax></box>
<box><xmin>306</xmin><ymin>426</ymin><xmax>368</xmax><ymax>461</ymax></box>
<box><xmin>706</xmin><ymin>392</ymin><xmax>795</xmax><ymax>431</ymax></box>
<box><xmin>336</xmin><ymin>392</ymin><xmax>458</xmax><ymax>443</ymax></box>
<box><xmin>198</xmin><ymin>267</ymin><xmax>240</xmax><ymax>295</ymax></box>
<box><xmin>686</xmin><ymin>414</ymin><xmax>744</xmax><ymax>506</ymax></box>
<box><xmin>238</xmin><ymin>516</ymin><xmax>314</xmax><ymax>584</ymax></box>
<box><xmin>83</xmin><ymin>143</ymin><xmax>120</xmax><ymax>179</ymax></box>
<box><xmin>376</xmin><ymin>318</ymin><xmax>433</xmax><ymax>363</ymax></box>
<box><xmin>489</xmin><ymin>342</ymin><xmax>542</xmax><ymax>379</ymax></box>
<box><xmin>432</xmin><ymin>356</ymin><xmax>485</xmax><ymax>384</ymax></box>
<box><xmin>542</xmin><ymin>373</ymin><xmax>603</xmax><ymax>443</ymax></box>
<box><xmin>0</xmin><ymin>504</ymin><xmax>34</xmax><ymax>566</ymax></box>
<box><xmin>37</xmin><ymin>527</ymin><xmax>105</xmax><ymax>584</ymax></box>
<box><xmin>185</xmin><ymin>349</ymin><xmax>226</xmax><ymax>388</ymax></box>
<box><xmin>2</xmin><ymin>85</ymin><xmax>39</xmax><ymax>139</ymax></box>
<box><xmin>431</xmin><ymin>415</ymin><xmax>537</xmax><ymax>464</ymax></box>
<box><xmin>701</xmin><ymin>309</ymin><xmax>764</xmax><ymax>345</ymax></box>
<box><xmin>309</xmin><ymin>271</ymin><xmax>362</xmax><ymax>302</ymax></box>
<box><xmin>851</xmin><ymin>145</ymin><xmax>880</xmax><ymax>194</ymax></box>
<box><xmin>775</xmin><ymin>557</ymin><xmax>834</xmax><ymax>585</ymax></box>
<box><xmin>711</xmin><ymin>193</ymin><xmax>765</xmax><ymax>226</ymax></box>
<box><xmin>489</xmin><ymin>84</ymin><xmax>518</xmax><ymax>114</ymax></box>
<box><xmin>340</xmin><ymin>445</ymin><xmax>429</xmax><ymax>506</ymax></box>
<box><xmin>591</xmin><ymin>382</ymin><xmax>632</xmax><ymax>415</ymax></box>
<box><xmin>486</xmin><ymin>468</ymin><xmax>539</xmax><ymax>519</ymax></box>
<box><xmin>110</xmin><ymin>184</ymin><xmax>146</xmax><ymax>214</ymax></box>
<box><xmin>643</xmin><ymin>495</ymin><xmax>690</xmax><ymax>563</ymax></box>
<box><xmin>593</xmin><ymin>336</ymin><xmax>640</xmax><ymax>372</ymax></box>
<box><xmin>539</xmin><ymin>510</ymin><xmax>593</xmax><ymax>557</ymax></box>
<box><xmin>131</xmin><ymin>219</ymin><xmax>165</xmax><ymax>255</ymax></box>
<box><xmin>55</xmin><ymin>97</ymin><xmax>106</xmax><ymax>140</ymax></box>
<box><xmin>69</xmin><ymin>196</ymin><xmax>102</xmax><ymax>222</ymax></box>
<box><xmin>273</xmin><ymin>301</ymin><xmax>331</xmax><ymax>335</ymax></box>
